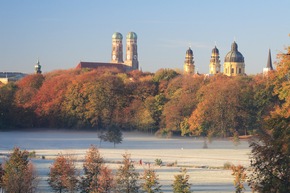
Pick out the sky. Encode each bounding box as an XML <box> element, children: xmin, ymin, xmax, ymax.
<box><xmin>0</xmin><ymin>0</ymin><xmax>290</xmax><ymax>75</ymax></box>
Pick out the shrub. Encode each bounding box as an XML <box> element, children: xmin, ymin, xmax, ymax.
<box><xmin>223</xmin><ymin>162</ymin><xmax>233</xmax><ymax>170</ymax></box>
<box><xmin>155</xmin><ymin>159</ymin><xmax>163</xmax><ymax>166</ymax></box>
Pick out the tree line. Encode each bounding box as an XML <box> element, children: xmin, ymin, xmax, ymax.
<box><xmin>0</xmin><ymin>63</ymin><xmax>278</xmax><ymax>139</ymax></box>
<box><xmin>0</xmin><ymin>146</ymin><xmax>192</xmax><ymax>193</ymax></box>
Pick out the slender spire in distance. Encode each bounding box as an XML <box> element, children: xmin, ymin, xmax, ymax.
<box><xmin>267</xmin><ymin>49</ymin><xmax>273</xmax><ymax>70</ymax></box>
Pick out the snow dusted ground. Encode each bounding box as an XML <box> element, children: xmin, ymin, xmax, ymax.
<box><xmin>0</xmin><ymin>131</ymin><xmax>252</xmax><ymax>192</ymax></box>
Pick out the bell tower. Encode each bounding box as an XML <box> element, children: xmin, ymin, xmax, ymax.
<box><xmin>111</xmin><ymin>32</ymin><xmax>123</xmax><ymax>63</ymax></box>
<box><xmin>34</xmin><ymin>59</ymin><xmax>42</xmax><ymax>74</ymax></box>
<box><xmin>125</xmin><ymin>32</ymin><xmax>139</xmax><ymax>70</ymax></box>
<box><xmin>209</xmin><ymin>46</ymin><xmax>221</xmax><ymax>74</ymax></box>
<box><xmin>184</xmin><ymin>47</ymin><xmax>195</xmax><ymax>74</ymax></box>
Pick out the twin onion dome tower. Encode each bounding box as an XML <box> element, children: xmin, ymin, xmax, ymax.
<box><xmin>111</xmin><ymin>32</ymin><xmax>139</xmax><ymax>70</ymax></box>
<box><xmin>184</xmin><ymin>41</ymin><xmax>250</xmax><ymax>76</ymax></box>
<box><xmin>76</xmin><ymin>32</ymin><xmax>138</xmax><ymax>72</ymax></box>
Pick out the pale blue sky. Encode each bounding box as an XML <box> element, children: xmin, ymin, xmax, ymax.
<box><xmin>0</xmin><ymin>0</ymin><xmax>289</xmax><ymax>74</ymax></box>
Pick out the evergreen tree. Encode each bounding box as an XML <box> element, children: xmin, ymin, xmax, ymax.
<box><xmin>141</xmin><ymin>168</ymin><xmax>162</xmax><ymax>193</ymax></box>
<box><xmin>172</xmin><ymin>168</ymin><xmax>192</xmax><ymax>193</ymax></box>
<box><xmin>115</xmin><ymin>153</ymin><xmax>140</xmax><ymax>193</ymax></box>
<box><xmin>1</xmin><ymin>147</ymin><xmax>38</xmax><ymax>193</ymax></box>
<box><xmin>48</xmin><ymin>154</ymin><xmax>79</xmax><ymax>193</ymax></box>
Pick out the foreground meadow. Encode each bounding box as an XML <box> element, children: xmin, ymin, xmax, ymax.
<box><xmin>0</xmin><ymin>131</ymin><xmax>252</xmax><ymax>192</ymax></box>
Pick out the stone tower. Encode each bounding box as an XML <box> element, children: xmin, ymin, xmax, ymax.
<box><xmin>263</xmin><ymin>49</ymin><xmax>274</xmax><ymax>75</ymax></box>
<box><xmin>223</xmin><ymin>41</ymin><xmax>245</xmax><ymax>76</ymax></box>
<box><xmin>34</xmin><ymin>59</ymin><xmax>42</xmax><ymax>74</ymax></box>
<box><xmin>184</xmin><ymin>47</ymin><xmax>195</xmax><ymax>74</ymax></box>
<box><xmin>125</xmin><ymin>32</ymin><xmax>139</xmax><ymax>70</ymax></box>
<box><xmin>209</xmin><ymin>46</ymin><xmax>221</xmax><ymax>74</ymax></box>
<box><xmin>111</xmin><ymin>32</ymin><xmax>124</xmax><ymax>63</ymax></box>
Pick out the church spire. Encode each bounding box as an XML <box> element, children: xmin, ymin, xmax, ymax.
<box><xmin>266</xmin><ymin>49</ymin><xmax>273</xmax><ymax>70</ymax></box>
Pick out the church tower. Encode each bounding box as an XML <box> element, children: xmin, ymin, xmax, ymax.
<box><xmin>263</xmin><ymin>49</ymin><xmax>274</xmax><ymax>75</ymax></box>
<box><xmin>125</xmin><ymin>32</ymin><xmax>139</xmax><ymax>70</ymax></box>
<box><xmin>111</xmin><ymin>32</ymin><xmax>123</xmax><ymax>63</ymax></box>
<box><xmin>34</xmin><ymin>59</ymin><xmax>42</xmax><ymax>74</ymax></box>
<box><xmin>184</xmin><ymin>47</ymin><xmax>195</xmax><ymax>74</ymax></box>
<box><xmin>209</xmin><ymin>46</ymin><xmax>221</xmax><ymax>74</ymax></box>
<box><xmin>223</xmin><ymin>41</ymin><xmax>245</xmax><ymax>76</ymax></box>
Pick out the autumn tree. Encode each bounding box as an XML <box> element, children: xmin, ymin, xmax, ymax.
<box><xmin>231</xmin><ymin>165</ymin><xmax>247</xmax><ymax>193</ymax></box>
<box><xmin>172</xmin><ymin>168</ymin><xmax>192</xmax><ymax>193</ymax></box>
<box><xmin>48</xmin><ymin>154</ymin><xmax>79</xmax><ymax>193</ymax></box>
<box><xmin>249</xmin><ymin>45</ymin><xmax>290</xmax><ymax>192</ymax></box>
<box><xmin>141</xmin><ymin>168</ymin><xmax>162</xmax><ymax>193</ymax></box>
<box><xmin>1</xmin><ymin>147</ymin><xmax>38</xmax><ymax>193</ymax></box>
<box><xmin>115</xmin><ymin>153</ymin><xmax>141</xmax><ymax>193</ymax></box>
<box><xmin>188</xmin><ymin>75</ymin><xmax>254</xmax><ymax>138</ymax></box>
<box><xmin>94</xmin><ymin>166</ymin><xmax>114</xmax><ymax>193</ymax></box>
<box><xmin>80</xmin><ymin>145</ymin><xmax>105</xmax><ymax>193</ymax></box>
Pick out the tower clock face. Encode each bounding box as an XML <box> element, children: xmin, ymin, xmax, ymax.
<box><xmin>127</xmin><ymin>55</ymin><xmax>130</xmax><ymax>60</ymax></box>
<box><xmin>113</xmin><ymin>55</ymin><xmax>116</xmax><ymax>60</ymax></box>
<box><xmin>133</xmin><ymin>55</ymin><xmax>137</xmax><ymax>60</ymax></box>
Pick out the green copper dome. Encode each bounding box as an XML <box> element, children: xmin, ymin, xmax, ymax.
<box><xmin>224</xmin><ymin>42</ymin><xmax>244</xmax><ymax>63</ymax></box>
<box><xmin>126</xmin><ymin>32</ymin><xmax>137</xmax><ymax>39</ymax></box>
<box><xmin>186</xmin><ymin>47</ymin><xmax>193</xmax><ymax>55</ymax></box>
<box><xmin>112</xmin><ymin>32</ymin><xmax>123</xmax><ymax>39</ymax></box>
<box><xmin>212</xmin><ymin>46</ymin><xmax>219</xmax><ymax>55</ymax></box>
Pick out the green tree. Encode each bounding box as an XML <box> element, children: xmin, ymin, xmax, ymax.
<box><xmin>0</xmin><ymin>83</ymin><xmax>17</xmax><ymax>129</ymax></box>
<box><xmin>141</xmin><ymin>168</ymin><xmax>162</xmax><ymax>193</ymax></box>
<box><xmin>1</xmin><ymin>147</ymin><xmax>38</xmax><ymax>193</ymax></box>
<box><xmin>48</xmin><ymin>154</ymin><xmax>79</xmax><ymax>193</ymax></box>
<box><xmin>231</xmin><ymin>165</ymin><xmax>246</xmax><ymax>193</ymax></box>
<box><xmin>115</xmin><ymin>153</ymin><xmax>140</xmax><ymax>193</ymax></box>
<box><xmin>103</xmin><ymin>125</ymin><xmax>123</xmax><ymax>148</ymax></box>
<box><xmin>80</xmin><ymin>145</ymin><xmax>104</xmax><ymax>193</ymax></box>
<box><xmin>172</xmin><ymin>168</ymin><xmax>192</xmax><ymax>193</ymax></box>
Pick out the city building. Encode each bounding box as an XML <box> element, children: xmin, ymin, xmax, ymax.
<box><xmin>209</xmin><ymin>46</ymin><xmax>221</xmax><ymax>74</ymax></box>
<box><xmin>35</xmin><ymin>59</ymin><xmax>42</xmax><ymax>74</ymax></box>
<box><xmin>223</xmin><ymin>41</ymin><xmax>245</xmax><ymax>76</ymax></box>
<box><xmin>0</xmin><ymin>72</ymin><xmax>27</xmax><ymax>84</ymax></box>
<box><xmin>263</xmin><ymin>49</ymin><xmax>274</xmax><ymax>75</ymax></box>
<box><xmin>76</xmin><ymin>32</ymin><xmax>139</xmax><ymax>72</ymax></box>
<box><xmin>183</xmin><ymin>47</ymin><xmax>195</xmax><ymax>74</ymax></box>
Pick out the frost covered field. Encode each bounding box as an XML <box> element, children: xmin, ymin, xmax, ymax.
<box><xmin>0</xmin><ymin>131</ymin><xmax>252</xmax><ymax>192</ymax></box>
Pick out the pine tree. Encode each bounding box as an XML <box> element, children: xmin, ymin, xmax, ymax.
<box><xmin>48</xmin><ymin>154</ymin><xmax>79</xmax><ymax>193</ymax></box>
<box><xmin>172</xmin><ymin>168</ymin><xmax>192</xmax><ymax>193</ymax></box>
<box><xmin>1</xmin><ymin>147</ymin><xmax>38</xmax><ymax>193</ymax></box>
<box><xmin>141</xmin><ymin>168</ymin><xmax>162</xmax><ymax>193</ymax></box>
<box><xmin>115</xmin><ymin>153</ymin><xmax>140</xmax><ymax>193</ymax></box>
